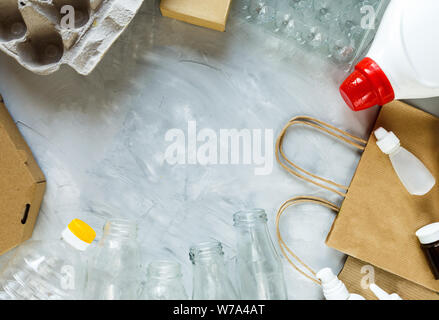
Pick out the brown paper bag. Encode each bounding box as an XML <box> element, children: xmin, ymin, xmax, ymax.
<box><xmin>276</xmin><ymin>101</ymin><xmax>439</xmax><ymax>299</ymax></box>
<box><xmin>326</xmin><ymin>101</ymin><xmax>439</xmax><ymax>293</ymax></box>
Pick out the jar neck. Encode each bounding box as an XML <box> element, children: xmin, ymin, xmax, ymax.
<box><xmin>233</xmin><ymin>209</ymin><xmax>268</xmax><ymax>228</ymax></box>
<box><xmin>147</xmin><ymin>261</ymin><xmax>182</xmax><ymax>280</ymax></box>
<box><xmin>102</xmin><ymin>219</ymin><xmax>137</xmax><ymax>241</ymax></box>
<box><xmin>190</xmin><ymin>242</ymin><xmax>225</xmax><ymax>265</ymax></box>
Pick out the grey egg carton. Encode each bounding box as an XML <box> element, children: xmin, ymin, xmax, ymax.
<box><xmin>0</xmin><ymin>0</ymin><xmax>144</xmax><ymax>75</ymax></box>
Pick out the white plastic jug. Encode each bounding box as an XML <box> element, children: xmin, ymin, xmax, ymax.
<box><xmin>374</xmin><ymin>128</ymin><xmax>436</xmax><ymax>196</ymax></box>
<box><xmin>340</xmin><ymin>0</ymin><xmax>439</xmax><ymax>111</ymax></box>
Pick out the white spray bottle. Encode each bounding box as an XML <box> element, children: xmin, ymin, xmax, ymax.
<box><xmin>316</xmin><ymin>268</ymin><xmax>365</xmax><ymax>300</ymax></box>
<box><xmin>374</xmin><ymin>127</ymin><xmax>435</xmax><ymax>196</ymax></box>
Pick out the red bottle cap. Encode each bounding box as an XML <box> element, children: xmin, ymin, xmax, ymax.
<box><xmin>340</xmin><ymin>57</ymin><xmax>395</xmax><ymax>111</ymax></box>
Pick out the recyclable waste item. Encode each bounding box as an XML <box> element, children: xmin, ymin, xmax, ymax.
<box><xmin>374</xmin><ymin>127</ymin><xmax>435</xmax><ymax>196</ymax></box>
<box><xmin>238</xmin><ymin>0</ymin><xmax>389</xmax><ymax>69</ymax></box>
<box><xmin>233</xmin><ymin>209</ymin><xmax>287</xmax><ymax>300</ymax></box>
<box><xmin>85</xmin><ymin>219</ymin><xmax>141</xmax><ymax>300</ymax></box>
<box><xmin>160</xmin><ymin>0</ymin><xmax>232</xmax><ymax>32</ymax></box>
<box><xmin>416</xmin><ymin>223</ymin><xmax>439</xmax><ymax>280</ymax></box>
<box><xmin>190</xmin><ymin>241</ymin><xmax>239</xmax><ymax>300</ymax></box>
<box><xmin>316</xmin><ymin>268</ymin><xmax>365</xmax><ymax>300</ymax></box>
<box><xmin>0</xmin><ymin>96</ymin><xmax>46</xmax><ymax>256</ymax></box>
<box><xmin>143</xmin><ymin>260</ymin><xmax>188</xmax><ymax>300</ymax></box>
<box><xmin>0</xmin><ymin>219</ymin><xmax>96</xmax><ymax>300</ymax></box>
<box><xmin>369</xmin><ymin>283</ymin><xmax>402</xmax><ymax>300</ymax></box>
<box><xmin>340</xmin><ymin>0</ymin><xmax>439</xmax><ymax>111</ymax></box>
<box><xmin>0</xmin><ymin>0</ymin><xmax>144</xmax><ymax>75</ymax></box>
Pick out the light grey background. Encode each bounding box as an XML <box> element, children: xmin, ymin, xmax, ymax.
<box><xmin>0</xmin><ymin>1</ymin><xmax>437</xmax><ymax>299</ymax></box>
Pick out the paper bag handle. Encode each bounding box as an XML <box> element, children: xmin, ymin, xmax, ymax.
<box><xmin>276</xmin><ymin>196</ymin><xmax>340</xmax><ymax>284</ymax></box>
<box><xmin>275</xmin><ymin>116</ymin><xmax>367</xmax><ymax>197</ymax></box>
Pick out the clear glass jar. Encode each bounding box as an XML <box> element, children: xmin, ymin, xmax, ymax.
<box><xmin>143</xmin><ymin>260</ymin><xmax>188</xmax><ymax>300</ymax></box>
<box><xmin>85</xmin><ymin>219</ymin><xmax>141</xmax><ymax>299</ymax></box>
<box><xmin>190</xmin><ymin>241</ymin><xmax>238</xmax><ymax>300</ymax></box>
<box><xmin>233</xmin><ymin>209</ymin><xmax>288</xmax><ymax>300</ymax></box>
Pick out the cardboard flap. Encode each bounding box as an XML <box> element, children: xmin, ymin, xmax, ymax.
<box><xmin>327</xmin><ymin>101</ymin><xmax>439</xmax><ymax>292</ymax></box>
<box><xmin>0</xmin><ymin>95</ymin><xmax>46</xmax><ymax>255</ymax></box>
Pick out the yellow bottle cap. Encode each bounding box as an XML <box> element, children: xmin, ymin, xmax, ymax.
<box><xmin>67</xmin><ymin>219</ymin><xmax>96</xmax><ymax>244</ymax></box>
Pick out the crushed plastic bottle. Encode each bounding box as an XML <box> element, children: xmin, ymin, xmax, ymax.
<box><xmin>0</xmin><ymin>219</ymin><xmax>96</xmax><ymax>300</ymax></box>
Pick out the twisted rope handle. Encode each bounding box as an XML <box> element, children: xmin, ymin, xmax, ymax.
<box><xmin>276</xmin><ymin>196</ymin><xmax>340</xmax><ymax>285</ymax></box>
<box><xmin>275</xmin><ymin>116</ymin><xmax>367</xmax><ymax>197</ymax></box>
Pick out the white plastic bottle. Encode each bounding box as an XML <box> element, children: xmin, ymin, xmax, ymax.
<box><xmin>316</xmin><ymin>268</ymin><xmax>365</xmax><ymax>300</ymax></box>
<box><xmin>340</xmin><ymin>0</ymin><xmax>439</xmax><ymax>111</ymax></box>
<box><xmin>0</xmin><ymin>219</ymin><xmax>96</xmax><ymax>300</ymax></box>
<box><xmin>374</xmin><ymin>127</ymin><xmax>435</xmax><ymax>196</ymax></box>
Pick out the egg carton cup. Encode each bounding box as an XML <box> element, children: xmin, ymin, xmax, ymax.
<box><xmin>0</xmin><ymin>0</ymin><xmax>144</xmax><ymax>75</ymax></box>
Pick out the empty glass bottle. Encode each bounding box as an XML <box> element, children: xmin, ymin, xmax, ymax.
<box><xmin>190</xmin><ymin>241</ymin><xmax>238</xmax><ymax>300</ymax></box>
<box><xmin>0</xmin><ymin>219</ymin><xmax>96</xmax><ymax>300</ymax></box>
<box><xmin>143</xmin><ymin>260</ymin><xmax>188</xmax><ymax>300</ymax></box>
<box><xmin>233</xmin><ymin>209</ymin><xmax>288</xmax><ymax>300</ymax></box>
<box><xmin>85</xmin><ymin>219</ymin><xmax>141</xmax><ymax>300</ymax></box>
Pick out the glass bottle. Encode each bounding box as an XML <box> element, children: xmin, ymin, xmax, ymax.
<box><xmin>85</xmin><ymin>219</ymin><xmax>141</xmax><ymax>300</ymax></box>
<box><xmin>143</xmin><ymin>260</ymin><xmax>188</xmax><ymax>300</ymax></box>
<box><xmin>190</xmin><ymin>241</ymin><xmax>238</xmax><ymax>300</ymax></box>
<box><xmin>233</xmin><ymin>209</ymin><xmax>288</xmax><ymax>300</ymax></box>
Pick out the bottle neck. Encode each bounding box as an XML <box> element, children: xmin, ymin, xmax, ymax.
<box><xmin>147</xmin><ymin>261</ymin><xmax>183</xmax><ymax>280</ymax></box>
<box><xmin>190</xmin><ymin>242</ymin><xmax>225</xmax><ymax>267</ymax></box>
<box><xmin>233</xmin><ymin>209</ymin><xmax>268</xmax><ymax>228</ymax></box>
<box><xmin>102</xmin><ymin>219</ymin><xmax>137</xmax><ymax>242</ymax></box>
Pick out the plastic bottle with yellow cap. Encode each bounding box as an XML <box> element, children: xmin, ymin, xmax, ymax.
<box><xmin>0</xmin><ymin>219</ymin><xmax>96</xmax><ymax>300</ymax></box>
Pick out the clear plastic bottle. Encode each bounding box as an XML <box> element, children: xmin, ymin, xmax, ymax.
<box><xmin>85</xmin><ymin>219</ymin><xmax>141</xmax><ymax>300</ymax></box>
<box><xmin>0</xmin><ymin>219</ymin><xmax>96</xmax><ymax>300</ymax></box>
<box><xmin>143</xmin><ymin>260</ymin><xmax>188</xmax><ymax>300</ymax></box>
<box><xmin>190</xmin><ymin>241</ymin><xmax>238</xmax><ymax>300</ymax></box>
<box><xmin>233</xmin><ymin>209</ymin><xmax>288</xmax><ymax>300</ymax></box>
<box><xmin>374</xmin><ymin>127</ymin><xmax>436</xmax><ymax>196</ymax></box>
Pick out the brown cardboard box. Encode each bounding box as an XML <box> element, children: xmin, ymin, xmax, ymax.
<box><xmin>0</xmin><ymin>95</ymin><xmax>46</xmax><ymax>255</ymax></box>
<box><xmin>160</xmin><ymin>0</ymin><xmax>232</xmax><ymax>32</ymax></box>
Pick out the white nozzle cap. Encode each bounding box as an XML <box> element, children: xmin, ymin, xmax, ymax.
<box><xmin>317</xmin><ymin>268</ymin><xmax>350</xmax><ymax>300</ymax></box>
<box><xmin>61</xmin><ymin>227</ymin><xmax>91</xmax><ymax>251</ymax></box>
<box><xmin>416</xmin><ymin>222</ymin><xmax>439</xmax><ymax>245</ymax></box>
<box><xmin>374</xmin><ymin>127</ymin><xmax>400</xmax><ymax>154</ymax></box>
<box><xmin>369</xmin><ymin>283</ymin><xmax>402</xmax><ymax>300</ymax></box>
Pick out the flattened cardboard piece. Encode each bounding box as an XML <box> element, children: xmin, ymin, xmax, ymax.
<box><xmin>339</xmin><ymin>256</ymin><xmax>439</xmax><ymax>300</ymax></box>
<box><xmin>327</xmin><ymin>101</ymin><xmax>439</xmax><ymax>292</ymax></box>
<box><xmin>0</xmin><ymin>95</ymin><xmax>46</xmax><ymax>255</ymax></box>
<box><xmin>160</xmin><ymin>0</ymin><xmax>232</xmax><ymax>32</ymax></box>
